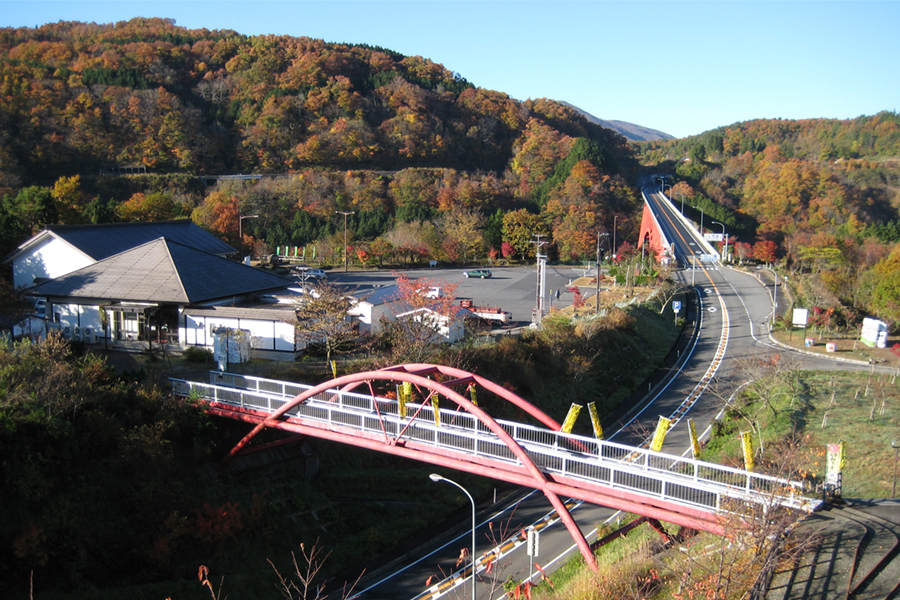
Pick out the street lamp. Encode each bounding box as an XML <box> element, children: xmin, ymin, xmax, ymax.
<box><xmin>612</xmin><ymin>215</ymin><xmax>618</xmax><ymax>261</ymax></box>
<box><xmin>711</xmin><ymin>221</ymin><xmax>727</xmax><ymax>262</ymax></box>
<box><xmin>679</xmin><ymin>193</ymin><xmax>685</xmax><ymax>214</ymax></box>
<box><xmin>238</xmin><ymin>214</ymin><xmax>258</xmax><ymax>252</ymax></box>
<box><xmin>596</xmin><ymin>232</ymin><xmax>609</xmax><ymax>315</ymax></box>
<box><xmin>430</xmin><ymin>474</ymin><xmax>477</xmax><ymax>600</ymax></box>
<box><xmin>892</xmin><ymin>441</ymin><xmax>899</xmax><ymax>498</ymax></box>
<box><xmin>767</xmin><ymin>265</ymin><xmax>779</xmax><ymax>330</ymax></box>
<box><xmin>694</xmin><ymin>206</ymin><xmax>705</xmax><ymax>235</ymax></box>
<box><xmin>335</xmin><ymin>211</ymin><xmax>355</xmax><ymax>272</ymax></box>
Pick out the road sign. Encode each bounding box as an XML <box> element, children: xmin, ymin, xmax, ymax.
<box><xmin>700</xmin><ymin>253</ymin><xmax>718</xmax><ymax>262</ymax></box>
<box><xmin>672</xmin><ymin>301</ymin><xmax>682</xmax><ymax>313</ymax></box>
<box><xmin>527</xmin><ymin>528</ymin><xmax>540</xmax><ymax>557</ymax></box>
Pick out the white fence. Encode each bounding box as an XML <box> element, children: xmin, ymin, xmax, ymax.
<box><xmin>171</xmin><ymin>373</ymin><xmax>818</xmax><ymax>514</ymax></box>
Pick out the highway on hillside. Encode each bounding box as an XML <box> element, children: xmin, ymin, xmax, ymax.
<box><xmin>643</xmin><ymin>184</ymin><xmax>712</xmax><ymax>269</ymax></box>
<box><xmin>632</xmin><ymin>186</ymin><xmax>876</xmax><ymax>456</ymax></box>
<box><xmin>326</xmin><ymin>201</ymin><xmax>876</xmax><ymax>599</ymax></box>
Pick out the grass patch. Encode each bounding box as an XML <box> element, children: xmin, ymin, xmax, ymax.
<box><xmin>700</xmin><ymin>363</ymin><xmax>899</xmax><ymax>498</ymax></box>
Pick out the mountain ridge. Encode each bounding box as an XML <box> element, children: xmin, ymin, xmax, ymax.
<box><xmin>558</xmin><ymin>101</ymin><xmax>675</xmax><ymax>142</ymax></box>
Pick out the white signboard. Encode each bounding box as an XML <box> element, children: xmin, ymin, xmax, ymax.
<box><xmin>792</xmin><ymin>308</ymin><xmax>809</xmax><ymax>328</ymax></box>
<box><xmin>704</xmin><ymin>233</ymin><xmax>724</xmax><ymax>242</ymax></box>
<box><xmin>861</xmin><ymin>317</ymin><xmax>888</xmax><ymax>348</ymax></box>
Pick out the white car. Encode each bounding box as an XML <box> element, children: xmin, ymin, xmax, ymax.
<box><xmin>294</xmin><ymin>268</ymin><xmax>327</xmax><ymax>281</ymax></box>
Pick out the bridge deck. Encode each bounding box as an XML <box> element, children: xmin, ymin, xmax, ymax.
<box><xmin>172</xmin><ymin>372</ymin><xmax>820</xmax><ymax>520</ymax></box>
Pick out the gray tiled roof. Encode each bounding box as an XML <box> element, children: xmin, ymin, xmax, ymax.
<box><xmin>182</xmin><ymin>304</ymin><xmax>297</xmax><ymax>322</ymax></box>
<box><xmin>27</xmin><ymin>238</ymin><xmax>292</xmax><ymax>304</ymax></box>
<box><xmin>45</xmin><ymin>219</ymin><xmax>235</xmax><ymax>260</ymax></box>
<box><xmin>358</xmin><ymin>285</ymin><xmax>403</xmax><ymax>306</ymax></box>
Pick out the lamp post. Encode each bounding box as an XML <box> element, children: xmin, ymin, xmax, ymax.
<box><xmin>891</xmin><ymin>441</ymin><xmax>899</xmax><ymax>498</ymax></box>
<box><xmin>711</xmin><ymin>221</ymin><xmax>727</xmax><ymax>262</ymax></box>
<box><xmin>679</xmin><ymin>193</ymin><xmax>685</xmax><ymax>214</ymax></box>
<box><xmin>612</xmin><ymin>215</ymin><xmax>618</xmax><ymax>261</ymax></box>
<box><xmin>335</xmin><ymin>211</ymin><xmax>355</xmax><ymax>272</ymax></box>
<box><xmin>238</xmin><ymin>214</ymin><xmax>258</xmax><ymax>252</ymax></box>
<box><xmin>596</xmin><ymin>232</ymin><xmax>609</xmax><ymax>315</ymax></box>
<box><xmin>767</xmin><ymin>265</ymin><xmax>778</xmax><ymax>330</ymax></box>
<box><xmin>430</xmin><ymin>474</ymin><xmax>477</xmax><ymax>600</ymax></box>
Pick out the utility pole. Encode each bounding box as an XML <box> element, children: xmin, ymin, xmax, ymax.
<box><xmin>612</xmin><ymin>215</ymin><xmax>618</xmax><ymax>261</ymax></box>
<box><xmin>771</xmin><ymin>267</ymin><xmax>778</xmax><ymax>329</ymax></box>
<box><xmin>336</xmin><ymin>211</ymin><xmax>355</xmax><ymax>272</ymax></box>
<box><xmin>533</xmin><ymin>235</ymin><xmax>548</xmax><ymax>325</ymax></box>
<box><xmin>596</xmin><ymin>232</ymin><xmax>609</xmax><ymax>315</ymax></box>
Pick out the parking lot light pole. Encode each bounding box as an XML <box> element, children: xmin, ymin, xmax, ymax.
<box><xmin>596</xmin><ymin>232</ymin><xmax>608</xmax><ymax>315</ymax></box>
<box><xmin>335</xmin><ymin>211</ymin><xmax>355</xmax><ymax>272</ymax></box>
<box><xmin>238</xmin><ymin>214</ymin><xmax>258</xmax><ymax>252</ymax></box>
<box><xmin>430</xmin><ymin>474</ymin><xmax>477</xmax><ymax>600</ymax></box>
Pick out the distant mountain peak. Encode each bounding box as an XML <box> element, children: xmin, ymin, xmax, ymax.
<box><xmin>559</xmin><ymin>102</ymin><xmax>674</xmax><ymax>142</ymax></box>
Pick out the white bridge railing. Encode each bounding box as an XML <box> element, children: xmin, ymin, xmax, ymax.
<box><xmin>171</xmin><ymin>372</ymin><xmax>817</xmax><ymax>514</ymax></box>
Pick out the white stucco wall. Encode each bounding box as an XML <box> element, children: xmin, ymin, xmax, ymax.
<box><xmin>181</xmin><ymin>313</ymin><xmax>296</xmax><ymax>353</ymax></box>
<box><xmin>347</xmin><ymin>302</ymin><xmax>396</xmax><ymax>335</ymax></box>
<box><xmin>47</xmin><ymin>302</ymin><xmax>103</xmax><ymax>342</ymax></box>
<box><xmin>12</xmin><ymin>237</ymin><xmax>94</xmax><ymax>290</ymax></box>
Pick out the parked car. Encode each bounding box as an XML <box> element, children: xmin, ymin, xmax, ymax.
<box><xmin>464</xmin><ymin>269</ymin><xmax>492</xmax><ymax>279</ymax></box>
<box><xmin>294</xmin><ymin>268</ymin><xmax>327</xmax><ymax>281</ymax></box>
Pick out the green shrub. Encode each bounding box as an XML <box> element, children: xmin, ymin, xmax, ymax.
<box><xmin>183</xmin><ymin>345</ymin><xmax>213</xmax><ymax>364</ymax></box>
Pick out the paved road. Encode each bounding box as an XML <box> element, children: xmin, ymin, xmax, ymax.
<box><xmin>323</xmin><ymin>205</ymin><xmax>880</xmax><ymax>599</ymax></box>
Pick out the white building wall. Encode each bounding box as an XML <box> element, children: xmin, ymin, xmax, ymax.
<box><xmin>347</xmin><ymin>302</ymin><xmax>397</xmax><ymax>335</ymax></box>
<box><xmin>13</xmin><ymin>237</ymin><xmax>94</xmax><ymax>289</ymax></box>
<box><xmin>181</xmin><ymin>313</ymin><xmax>296</xmax><ymax>353</ymax></box>
<box><xmin>47</xmin><ymin>303</ymin><xmax>103</xmax><ymax>342</ymax></box>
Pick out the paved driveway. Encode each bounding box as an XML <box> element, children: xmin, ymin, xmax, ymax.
<box><xmin>326</xmin><ymin>265</ymin><xmax>590</xmax><ymax>324</ymax></box>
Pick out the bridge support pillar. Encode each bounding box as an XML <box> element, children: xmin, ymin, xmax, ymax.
<box><xmin>638</xmin><ymin>200</ymin><xmax>671</xmax><ymax>263</ymax></box>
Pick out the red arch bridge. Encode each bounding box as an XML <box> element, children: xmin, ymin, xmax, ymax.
<box><xmin>170</xmin><ymin>364</ymin><xmax>820</xmax><ymax>572</ymax></box>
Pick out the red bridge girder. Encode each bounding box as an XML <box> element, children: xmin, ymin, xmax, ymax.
<box><xmin>213</xmin><ymin>364</ymin><xmax>727</xmax><ymax>571</ymax></box>
<box><xmin>638</xmin><ymin>200</ymin><xmax>671</xmax><ymax>263</ymax></box>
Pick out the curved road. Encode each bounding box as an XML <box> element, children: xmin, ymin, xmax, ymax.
<box><xmin>328</xmin><ymin>195</ymin><xmax>876</xmax><ymax>598</ymax></box>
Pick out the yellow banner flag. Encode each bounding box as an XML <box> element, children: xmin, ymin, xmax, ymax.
<box><xmin>649</xmin><ymin>416</ymin><xmax>671</xmax><ymax>452</ymax></box>
<box><xmin>688</xmin><ymin>418</ymin><xmax>701</xmax><ymax>459</ymax></box>
<box><xmin>825</xmin><ymin>441</ymin><xmax>845</xmax><ymax>485</ymax></box>
<box><xmin>398</xmin><ymin>382</ymin><xmax>411</xmax><ymax>420</ymax></box>
<box><xmin>561</xmin><ymin>403</ymin><xmax>583</xmax><ymax>434</ymax></box>
<box><xmin>742</xmin><ymin>431</ymin><xmax>754</xmax><ymax>472</ymax></box>
<box><xmin>330</xmin><ymin>360</ymin><xmax>337</xmax><ymax>378</ymax></box>
<box><xmin>431</xmin><ymin>393</ymin><xmax>441</xmax><ymax>427</ymax></box>
<box><xmin>587</xmin><ymin>402</ymin><xmax>603</xmax><ymax>440</ymax></box>
<box><xmin>468</xmin><ymin>383</ymin><xmax>478</xmax><ymax>406</ymax></box>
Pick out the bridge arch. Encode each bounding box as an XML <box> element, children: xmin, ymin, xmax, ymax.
<box><xmin>225</xmin><ymin>364</ymin><xmax>600</xmax><ymax>571</ymax></box>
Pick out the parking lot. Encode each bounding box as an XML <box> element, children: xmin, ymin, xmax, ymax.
<box><xmin>326</xmin><ymin>264</ymin><xmax>592</xmax><ymax>324</ymax></box>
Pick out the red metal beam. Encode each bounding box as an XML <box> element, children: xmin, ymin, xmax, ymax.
<box><xmin>215</xmin><ymin>368</ymin><xmax>599</xmax><ymax>571</ymax></box>
<box><xmin>197</xmin><ymin>365</ymin><xmax>748</xmax><ymax>571</ymax></box>
<box><xmin>208</xmin><ymin>399</ymin><xmax>724</xmax><ymax>530</ymax></box>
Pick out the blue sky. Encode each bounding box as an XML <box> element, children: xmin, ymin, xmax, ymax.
<box><xmin>3</xmin><ymin>1</ymin><xmax>898</xmax><ymax>139</ymax></box>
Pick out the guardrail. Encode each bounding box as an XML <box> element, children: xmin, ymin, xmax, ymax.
<box><xmin>172</xmin><ymin>373</ymin><xmax>817</xmax><ymax>513</ymax></box>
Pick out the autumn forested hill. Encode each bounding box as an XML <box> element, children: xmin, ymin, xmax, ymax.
<box><xmin>637</xmin><ymin>113</ymin><xmax>900</xmax><ymax>326</ymax></box>
<box><xmin>4</xmin><ymin>18</ymin><xmax>900</xmax><ymax>327</ymax></box>
<box><xmin>0</xmin><ymin>17</ymin><xmax>645</xmax><ymax>265</ymax></box>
